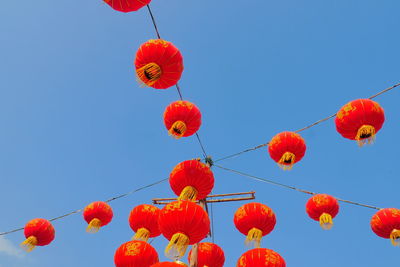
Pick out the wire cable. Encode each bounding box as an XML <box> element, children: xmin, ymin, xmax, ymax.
<box><xmin>215</xmin><ymin>164</ymin><xmax>381</xmax><ymax>210</ymax></box>
<box><xmin>0</xmin><ymin>178</ymin><xmax>168</xmax><ymax>236</ymax></box>
<box><xmin>213</xmin><ymin>82</ymin><xmax>400</xmax><ymax>163</ymax></box>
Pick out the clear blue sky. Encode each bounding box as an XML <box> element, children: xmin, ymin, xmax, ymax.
<box><xmin>0</xmin><ymin>1</ymin><xmax>399</xmax><ymax>266</ymax></box>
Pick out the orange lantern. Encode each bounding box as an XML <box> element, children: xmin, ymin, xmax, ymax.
<box><xmin>151</xmin><ymin>262</ymin><xmax>187</xmax><ymax>267</ymax></box>
<box><xmin>371</xmin><ymin>208</ymin><xmax>400</xmax><ymax>246</ymax></box>
<box><xmin>104</xmin><ymin>0</ymin><xmax>151</xmax><ymax>13</ymax></box>
<box><xmin>129</xmin><ymin>204</ymin><xmax>161</xmax><ymax>242</ymax></box>
<box><xmin>169</xmin><ymin>160</ymin><xmax>214</xmax><ymax>201</ymax></box>
<box><xmin>135</xmin><ymin>39</ymin><xmax>184</xmax><ymax>89</ymax></box>
<box><xmin>20</xmin><ymin>218</ymin><xmax>55</xmax><ymax>252</ymax></box>
<box><xmin>268</xmin><ymin>131</ymin><xmax>306</xmax><ymax>170</ymax></box>
<box><xmin>335</xmin><ymin>99</ymin><xmax>385</xmax><ymax>146</ymax></box>
<box><xmin>234</xmin><ymin>202</ymin><xmax>276</xmax><ymax>248</ymax></box>
<box><xmin>237</xmin><ymin>248</ymin><xmax>286</xmax><ymax>267</ymax></box>
<box><xmin>83</xmin><ymin>201</ymin><xmax>113</xmax><ymax>233</ymax></box>
<box><xmin>306</xmin><ymin>194</ymin><xmax>339</xmax><ymax>230</ymax></box>
<box><xmin>188</xmin><ymin>242</ymin><xmax>225</xmax><ymax>267</ymax></box>
<box><xmin>114</xmin><ymin>240</ymin><xmax>159</xmax><ymax>267</ymax></box>
<box><xmin>164</xmin><ymin>100</ymin><xmax>202</xmax><ymax>139</ymax></box>
<box><xmin>159</xmin><ymin>200</ymin><xmax>210</xmax><ymax>259</ymax></box>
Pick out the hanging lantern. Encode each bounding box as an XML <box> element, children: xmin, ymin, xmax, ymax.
<box><xmin>306</xmin><ymin>194</ymin><xmax>339</xmax><ymax>230</ymax></box>
<box><xmin>237</xmin><ymin>248</ymin><xmax>286</xmax><ymax>267</ymax></box>
<box><xmin>129</xmin><ymin>204</ymin><xmax>161</xmax><ymax>242</ymax></box>
<box><xmin>234</xmin><ymin>202</ymin><xmax>276</xmax><ymax>248</ymax></box>
<box><xmin>159</xmin><ymin>200</ymin><xmax>210</xmax><ymax>259</ymax></box>
<box><xmin>335</xmin><ymin>99</ymin><xmax>385</xmax><ymax>146</ymax></box>
<box><xmin>20</xmin><ymin>218</ymin><xmax>55</xmax><ymax>252</ymax></box>
<box><xmin>103</xmin><ymin>0</ymin><xmax>151</xmax><ymax>13</ymax></box>
<box><xmin>268</xmin><ymin>131</ymin><xmax>306</xmax><ymax>170</ymax></box>
<box><xmin>83</xmin><ymin>201</ymin><xmax>113</xmax><ymax>233</ymax></box>
<box><xmin>188</xmin><ymin>242</ymin><xmax>225</xmax><ymax>267</ymax></box>
<box><xmin>151</xmin><ymin>262</ymin><xmax>187</xmax><ymax>267</ymax></box>
<box><xmin>135</xmin><ymin>39</ymin><xmax>184</xmax><ymax>89</ymax></box>
<box><xmin>371</xmin><ymin>208</ymin><xmax>400</xmax><ymax>246</ymax></box>
<box><xmin>170</xmin><ymin>159</ymin><xmax>214</xmax><ymax>201</ymax></box>
<box><xmin>163</xmin><ymin>100</ymin><xmax>202</xmax><ymax>139</ymax></box>
<box><xmin>114</xmin><ymin>240</ymin><xmax>159</xmax><ymax>267</ymax></box>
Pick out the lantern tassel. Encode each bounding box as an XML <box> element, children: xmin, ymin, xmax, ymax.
<box><xmin>319</xmin><ymin>213</ymin><xmax>333</xmax><ymax>230</ymax></box>
<box><xmin>165</xmin><ymin>233</ymin><xmax>190</xmax><ymax>259</ymax></box>
<box><xmin>136</xmin><ymin>62</ymin><xmax>162</xmax><ymax>87</ymax></box>
<box><xmin>20</xmin><ymin>236</ymin><xmax>38</xmax><ymax>252</ymax></box>
<box><xmin>245</xmin><ymin>227</ymin><xmax>263</xmax><ymax>248</ymax></box>
<box><xmin>169</xmin><ymin>121</ymin><xmax>187</xmax><ymax>139</ymax></box>
<box><xmin>133</xmin><ymin>227</ymin><xmax>150</xmax><ymax>242</ymax></box>
<box><xmin>278</xmin><ymin>152</ymin><xmax>296</xmax><ymax>170</ymax></box>
<box><xmin>390</xmin><ymin>229</ymin><xmax>400</xmax><ymax>247</ymax></box>
<box><xmin>179</xmin><ymin>186</ymin><xmax>198</xmax><ymax>201</ymax></box>
<box><xmin>86</xmin><ymin>218</ymin><xmax>102</xmax><ymax>233</ymax></box>
<box><xmin>356</xmin><ymin>125</ymin><xmax>376</xmax><ymax>146</ymax></box>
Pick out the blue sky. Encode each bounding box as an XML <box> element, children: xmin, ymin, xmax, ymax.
<box><xmin>0</xmin><ymin>0</ymin><xmax>399</xmax><ymax>266</ymax></box>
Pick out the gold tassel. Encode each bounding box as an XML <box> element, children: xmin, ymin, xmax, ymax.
<box><xmin>355</xmin><ymin>125</ymin><xmax>376</xmax><ymax>146</ymax></box>
<box><xmin>165</xmin><ymin>233</ymin><xmax>190</xmax><ymax>260</ymax></box>
<box><xmin>245</xmin><ymin>227</ymin><xmax>263</xmax><ymax>248</ymax></box>
<box><xmin>169</xmin><ymin>121</ymin><xmax>187</xmax><ymax>139</ymax></box>
<box><xmin>390</xmin><ymin>229</ymin><xmax>400</xmax><ymax>247</ymax></box>
<box><xmin>86</xmin><ymin>218</ymin><xmax>102</xmax><ymax>234</ymax></box>
<box><xmin>319</xmin><ymin>213</ymin><xmax>333</xmax><ymax>230</ymax></box>
<box><xmin>178</xmin><ymin>186</ymin><xmax>198</xmax><ymax>201</ymax></box>
<box><xmin>133</xmin><ymin>227</ymin><xmax>150</xmax><ymax>242</ymax></box>
<box><xmin>136</xmin><ymin>62</ymin><xmax>162</xmax><ymax>87</ymax></box>
<box><xmin>278</xmin><ymin>152</ymin><xmax>296</xmax><ymax>170</ymax></box>
<box><xmin>175</xmin><ymin>261</ymin><xmax>188</xmax><ymax>266</ymax></box>
<box><xmin>20</xmin><ymin>236</ymin><xmax>38</xmax><ymax>252</ymax></box>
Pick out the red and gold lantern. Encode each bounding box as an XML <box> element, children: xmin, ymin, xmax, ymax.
<box><xmin>135</xmin><ymin>39</ymin><xmax>184</xmax><ymax>89</ymax></box>
<box><xmin>164</xmin><ymin>100</ymin><xmax>202</xmax><ymax>139</ymax></box>
<box><xmin>371</xmin><ymin>208</ymin><xmax>400</xmax><ymax>246</ymax></box>
<box><xmin>151</xmin><ymin>262</ymin><xmax>187</xmax><ymax>267</ymax></box>
<box><xmin>335</xmin><ymin>99</ymin><xmax>385</xmax><ymax>146</ymax></box>
<box><xmin>83</xmin><ymin>201</ymin><xmax>113</xmax><ymax>233</ymax></box>
<box><xmin>114</xmin><ymin>240</ymin><xmax>159</xmax><ymax>267</ymax></box>
<box><xmin>268</xmin><ymin>131</ymin><xmax>306</xmax><ymax>170</ymax></box>
<box><xmin>159</xmin><ymin>200</ymin><xmax>210</xmax><ymax>259</ymax></box>
<box><xmin>20</xmin><ymin>218</ymin><xmax>55</xmax><ymax>252</ymax></box>
<box><xmin>188</xmin><ymin>242</ymin><xmax>225</xmax><ymax>267</ymax></box>
<box><xmin>234</xmin><ymin>202</ymin><xmax>276</xmax><ymax>248</ymax></box>
<box><xmin>169</xmin><ymin>160</ymin><xmax>214</xmax><ymax>201</ymax></box>
<box><xmin>306</xmin><ymin>194</ymin><xmax>339</xmax><ymax>230</ymax></box>
<box><xmin>129</xmin><ymin>204</ymin><xmax>161</xmax><ymax>242</ymax></box>
<box><xmin>104</xmin><ymin>0</ymin><xmax>152</xmax><ymax>13</ymax></box>
<box><xmin>237</xmin><ymin>248</ymin><xmax>286</xmax><ymax>267</ymax></box>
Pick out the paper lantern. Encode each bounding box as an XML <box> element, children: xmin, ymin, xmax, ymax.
<box><xmin>306</xmin><ymin>194</ymin><xmax>339</xmax><ymax>230</ymax></box>
<box><xmin>164</xmin><ymin>100</ymin><xmax>201</xmax><ymax>139</ymax></box>
<box><xmin>83</xmin><ymin>201</ymin><xmax>113</xmax><ymax>233</ymax></box>
<box><xmin>129</xmin><ymin>204</ymin><xmax>161</xmax><ymax>242</ymax></box>
<box><xmin>237</xmin><ymin>248</ymin><xmax>286</xmax><ymax>267</ymax></box>
<box><xmin>104</xmin><ymin>0</ymin><xmax>151</xmax><ymax>13</ymax></box>
<box><xmin>371</xmin><ymin>208</ymin><xmax>400</xmax><ymax>246</ymax></box>
<box><xmin>20</xmin><ymin>218</ymin><xmax>55</xmax><ymax>252</ymax></box>
<box><xmin>188</xmin><ymin>242</ymin><xmax>225</xmax><ymax>267</ymax></box>
<box><xmin>114</xmin><ymin>240</ymin><xmax>159</xmax><ymax>267</ymax></box>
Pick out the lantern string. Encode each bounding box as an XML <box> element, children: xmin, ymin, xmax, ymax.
<box><xmin>213</xmin><ymin>82</ymin><xmax>400</xmax><ymax>163</ymax></box>
<box><xmin>214</xmin><ymin>164</ymin><xmax>382</xmax><ymax>210</ymax></box>
<box><xmin>0</xmin><ymin>178</ymin><xmax>168</xmax><ymax>236</ymax></box>
<box><xmin>146</xmin><ymin>4</ymin><xmax>161</xmax><ymax>39</ymax></box>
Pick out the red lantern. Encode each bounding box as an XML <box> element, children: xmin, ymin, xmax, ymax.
<box><xmin>20</xmin><ymin>218</ymin><xmax>55</xmax><ymax>252</ymax></box>
<box><xmin>163</xmin><ymin>100</ymin><xmax>202</xmax><ymax>139</ymax></box>
<box><xmin>103</xmin><ymin>0</ymin><xmax>151</xmax><ymax>13</ymax></box>
<box><xmin>129</xmin><ymin>204</ymin><xmax>161</xmax><ymax>242</ymax></box>
<box><xmin>234</xmin><ymin>202</ymin><xmax>276</xmax><ymax>248</ymax></box>
<box><xmin>371</xmin><ymin>208</ymin><xmax>400</xmax><ymax>246</ymax></box>
<box><xmin>306</xmin><ymin>194</ymin><xmax>339</xmax><ymax>230</ymax></box>
<box><xmin>335</xmin><ymin>99</ymin><xmax>385</xmax><ymax>146</ymax></box>
<box><xmin>237</xmin><ymin>248</ymin><xmax>286</xmax><ymax>267</ymax></box>
<box><xmin>83</xmin><ymin>201</ymin><xmax>113</xmax><ymax>233</ymax></box>
<box><xmin>170</xmin><ymin>160</ymin><xmax>214</xmax><ymax>201</ymax></box>
<box><xmin>114</xmin><ymin>240</ymin><xmax>159</xmax><ymax>267</ymax></box>
<box><xmin>135</xmin><ymin>39</ymin><xmax>184</xmax><ymax>89</ymax></box>
<box><xmin>188</xmin><ymin>242</ymin><xmax>225</xmax><ymax>267</ymax></box>
<box><xmin>159</xmin><ymin>200</ymin><xmax>210</xmax><ymax>259</ymax></box>
<box><xmin>151</xmin><ymin>262</ymin><xmax>187</xmax><ymax>267</ymax></box>
<box><xmin>268</xmin><ymin>131</ymin><xmax>306</xmax><ymax>170</ymax></box>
